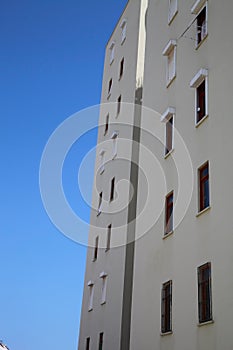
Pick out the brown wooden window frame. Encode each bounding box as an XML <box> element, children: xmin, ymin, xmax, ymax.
<box><xmin>196</xmin><ymin>80</ymin><xmax>206</xmax><ymax>123</ymax></box>
<box><xmin>198</xmin><ymin>262</ymin><xmax>212</xmax><ymax>323</ymax></box>
<box><xmin>161</xmin><ymin>280</ymin><xmax>172</xmax><ymax>333</ymax></box>
<box><xmin>165</xmin><ymin>191</ymin><xmax>174</xmax><ymax>235</ymax></box>
<box><xmin>198</xmin><ymin>162</ymin><xmax>210</xmax><ymax>212</ymax></box>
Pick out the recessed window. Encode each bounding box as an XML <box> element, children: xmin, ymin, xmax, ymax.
<box><xmin>168</xmin><ymin>0</ymin><xmax>178</xmax><ymax>24</ymax></box>
<box><xmin>190</xmin><ymin>68</ymin><xmax>208</xmax><ymax>125</ymax></box>
<box><xmin>98</xmin><ymin>332</ymin><xmax>104</xmax><ymax>350</ymax></box>
<box><xmin>97</xmin><ymin>192</ymin><xmax>103</xmax><ymax>215</ymax></box>
<box><xmin>85</xmin><ymin>337</ymin><xmax>90</xmax><ymax>350</ymax></box>
<box><xmin>165</xmin><ymin>191</ymin><xmax>174</xmax><ymax>235</ymax></box>
<box><xmin>198</xmin><ymin>162</ymin><xmax>209</xmax><ymax>212</ymax></box>
<box><xmin>161</xmin><ymin>280</ymin><xmax>172</xmax><ymax>333</ymax></box>
<box><xmin>106</xmin><ymin>224</ymin><xmax>112</xmax><ymax>251</ymax></box>
<box><xmin>109</xmin><ymin>42</ymin><xmax>115</xmax><ymax>64</ymax></box>
<box><xmin>198</xmin><ymin>262</ymin><xmax>212</xmax><ymax>323</ymax></box>
<box><xmin>162</xmin><ymin>40</ymin><xmax>177</xmax><ymax>87</ymax></box>
<box><xmin>111</xmin><ymin>131</ymin><xmax>118</xmax><ymax>159</ymax></box>
<box><xmin>117</xmin><ymin>95</ymin><xmax>122</xmax><ymax>115</ymax></box>
<box><xmin>110</xmin><ymin>177</ymin><xmax>115</xmax><ymax>202</ymax></box>
<box><xmin>107</xmin><ymin>78</ymin><xmax>112</xmax><ymax>98</ymax></box>
<box><xmin>119</xmin><ymin>58</ymin><xmax>124</xmax><ymax>80</ymax></box>
<box><xmin>100</xmin><ymin>272</ymin><xmax>108</xmax><ymax>304</ymax></box>
<box><xmin>87</xmin><ymin>281</ymin><xmax>94</xmax><ymax>311</ymax></box>
<box><xmin>120</xmin><ymin>20</ymin><xmax>127</xmax><ymax>44</ymax></box>
<box><xmin>165</xmin><ymin>116</ymin><xmax>173</xmax><ymax>155</ymax></box>
<box><xmin>104</xmin><ymin>114</ymin><xmax>109</xmax><ymax>135</ymax></box>
<box><xmin>191</xmin><ymin>1</ymin><xmax>208</xmax><ymax>47</ymax></box>
<box><xmin>93</xmin><ymin>236</ymin><xmax>99</xmax><ymax>261</ymax></box>
<box><xmin>99</xmin><ymin>150</ymin><xmax>105</xmax><ymax>174</ymax></box>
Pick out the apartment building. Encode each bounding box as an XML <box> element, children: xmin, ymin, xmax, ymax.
<box><xmin>78</xmin><ymin>0</ymin><xmax>233</xmax><ymax>349</ymax></box>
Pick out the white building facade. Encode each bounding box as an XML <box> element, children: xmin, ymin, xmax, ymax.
<box><xmin>78</xmin><ymin>1</ymin><xmax>233</xmax><ymax>349</ymax></box>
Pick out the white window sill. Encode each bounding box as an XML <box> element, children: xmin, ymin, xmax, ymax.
<box><xmin>163</xmin><ymin>230</ymin><xmax>174</xmax><ymax>239</ymax></box>
<box><xmin>160</xmin><ymin>331</ymin><xmax>173</xmax><ymax>336</ymax></box>
<box><xmin>164</xmin><ymin>148</ymin><xmax>174</xmax><ymax>159</ymax></box>
<box><xmin>197</xmin><ymin>319</ymin><xmax>214</xmax><ymax>327</ymax></box>
<box><xmin>196</xmin><ymin>206</ymin><xmax>211</xmax><ymax>217</ymax></box>
<box><xmin>168</xmin><ymin>10</ymin><xmax>178</xmax><ymax>25</ymax></box>
<box><xmin>195</xmin><ymin>34</ymin><xmax>208</xmax><ymax>50</ymax></box>
<box><xmin>166</xmin><ymin>75</ymin><xmax>176</xmax><ymax>88</ymax></box>
<box><xmin>195</xmin><ymin>114</ymin><xmax>208</xmax><ymax>128</ymax></box>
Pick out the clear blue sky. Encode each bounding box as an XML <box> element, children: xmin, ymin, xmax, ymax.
<box><xmin>0</xmin><ymin>1</ymin><xmax>127</xmax><ymax>349</ymax></box>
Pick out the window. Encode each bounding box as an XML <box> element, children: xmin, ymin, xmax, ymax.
<box><xmin>97</xmin><ymin>192</ymin><xmax>103</xmax><ymax>215</ymax></box>
<box><xmin>191</xmin><ymin>1</ymin><xmax>208</xmax><ymax>47</ymax></box>
<box><xmin>160</xmin><ymin>108</ymin><xmax>175</xmax><ymax>156</ymax></box>
<box><xmin>93</xmin><ymin>236</ymin><xmax>99</xmax><ymax>261</ymax></box>
<box><xmin>120</xmin><ymin>20</ymin><xmax>127</xmax><ymax>44</ymax></box>
<box><xmin>161</xmin><ymin>280</ymin><xmax>172</xmax><ymax>333</ymax></box>
<box><xmin>168</xmin><ymin>0</ymin><xmax>178</xmax><ymax>24</ymax></box>
<box><xmin>111</xmin><ymin>131</ymin><xmax>118</xmax><ymax>159</ymax></box>
<box><xmin>162</xmin><ymin>40</ymin><xmax>177</xmax><ymax>86</ymax></box>
<box><xmin>190</xmin><ymin>68</ymin><xmax>208</xmax><ymax>124</ymax></box>
<box><xmin>198</xmin><ymin>262</ymin><xmax>212</xmax><ymax>323</ymax></box>
<box><xmin>119</xmin><ymin>58</ymin><xmax>124</xmax><ymax>80</ymax></box>
<box><xmin>117</xmin><ymin>95</ymin><xmax>121</xmax><ymax>115</ymax></box>
<box><xmin>87</xmin><ymin>281</ymin><xmax>94</xmax><ymax>311</ymax></box>
<box><xmin>198</xmin><ymin>162</ymin><xmax>209</xmax><ymax>212</ymax></box>
<box><xmin>99</xmin><ymin>150</ymin><xmax>105</xmax><ymax>174</ymax></box>
<box><xmin>85</xmin><ymin>337</ymin><xmax>90</xmax><ymax>350</ymax></box>
<box><xmin>100</xmin><ymin>272</ymin><xmax>108</xmax><ymax>304</ymax></box>
<box><xmin>106</xmin><ymin>224</ymin><xmax>112</xmax><ymax>251</ymax></box>
<box><xmin>104</xmin><ymin>114</ymin><xmax>109</xmax><ymax>135</ymax></box>
<box><xmin>110</xmin><ymin>177</ymin><xmax>115</xmax><ymax>202</ymax></box>
<box><xmin>165</xmin><ymin>192</ymin><xmax>173</xmax><ymax>235</ymax></box>
<box><xmin>109</xmin><ymin>42</ymin><xmax>115</xmax><ymax>64</ymax></box>
<box><xmin>107</xmin><ymin>78</ymin><xmax>112</xmax><ymax>98</ymax></box>
<box><xmin>98</xmin><ymin>332</ymin><xmax>104</xmax><ymax>350</ymax></box>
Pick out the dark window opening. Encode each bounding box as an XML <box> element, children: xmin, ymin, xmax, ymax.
<box><xmin>199</xmin><ymin>162</ymin><xmax>209</xmax><ymax>211</ymax></box>
<box><xmin>197</xmin><ymin>6</ymin><xmax>207</xmax><ymax>45</ymax></box>
<box><xmin>110</xmin><ymin>177</ymin><xmax>115</xmax><ymax>202</ymax></box>
<box><xmin>99</xmin><ymin>332</ymin><xmax>104</xmax><ymax>350</ymax></box>
<box><xmin>165</xmin><ymin>192</ymin><xmax>173</xmax><ymax>234</ymax></box>
<box><xmin>161</xmin><ymin>281</ymin><xmax>172</xmax><ymax>333</ymax></box>
<box><xmin>197</xmin><ymin>80</ymin><xmax>206</xmax><ymax>123</ymax></box>
<box><xmin>108</xmin><ymin>79</ymin><xmax>112</xmax><ymax>95</ymax></box>
<box><xmin>104</xmin><ymin>114</ymin><xmax>109</xmax><ymax>135</ymax></box>
<box><xmin>119</xmin><ymin>58</ymin><xmax>124</xmax><ymax>79</ymax></box>
<box><xmin>106</xmin><ymin>224</ymin><xmax>112</xmax><ymax>251</ymax></box>
<box><xmin>165</xmin><ymin>117</ymin><xmax>173</xmax><ymax>154</ymax></box>
<box><xmin>93</xmin><ymin>236</ymin><xmax>99</xmax><ymax>261</ymax></box>
<box><xmin>85</xmin><ymin>337</ymin><xmax>90</xmax><ymax>350</ymax></box>
<box><xmin>198</xmin><ymin>262</ymin><xmax>212</xmax><ymax>323</ymax></box>
<box><xmin>117</xmin><ymin>95</ymin><xmax>121</xmax><ymax>115</ymax></box>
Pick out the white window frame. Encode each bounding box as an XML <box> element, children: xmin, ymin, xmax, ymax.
<box><xmin>162</xmin><ymin>40</ymin><xmax>177</xmax><ymax>87</ymax></box>
<box><xmin>191</xmin><ymin>1</ymin><xmax>208</xmax><ymax>48</ymax></box>
<box><xmin>168</xmin><ymin>0</ymin><xmax>178</xmax><ymax>24</ymax></box>
<box><xmin>99</xmin><ymin>149</ymin><xmax>105</xmax><ymax>174</ymax></box>
<box><xmin>190</xmin><ymin>68</ymin><xmax>208</xmax><ymax>126</ymax></box>
<box><xmin>161</xmin><ymin>107</ymin><xmax>175</xmax><ymax>157</ymax></box>
<box><xmin>109</xmin><ymin>42</ymin><xmax>115</xmax><ymax>64</ymax></box>
<box><xmin>100</xmin><ymin>272</ymin><xmax>108</xmax><ymax>305</ymax></box>
<box><xmin>111</xmin><ymin>131</ymin><xmax>118</xmax><ymax>159</ymax></box>
<box><xmin>87</xmin><ymin>281</ymin><xmax>94</xmax><ymax>311</ymax></box>
<box><xmin>120</xmin><ymin>19</ymin><xmax>127</xmax><ymax>44</ymax></box>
